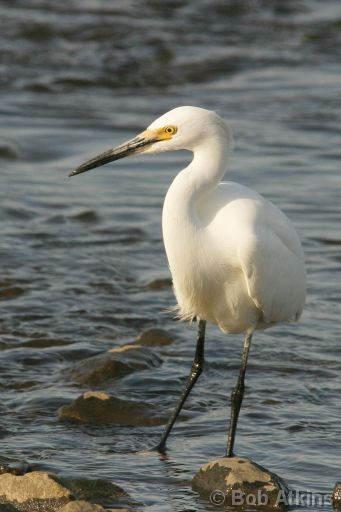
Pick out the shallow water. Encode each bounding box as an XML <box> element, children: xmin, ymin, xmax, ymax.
<box><xmin>0</xmin><ymin>0</ymin><xmax>340</xmax><ymax>510</ymax></box>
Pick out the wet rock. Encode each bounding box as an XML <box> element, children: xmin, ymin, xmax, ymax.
<box><xmin>70</xmin><ymin>210</ymin><xmax>99</xmax><ymax>224</ymax></box>
<box><xmin>146</xmin><ymin>278</ymin><xmax>172</xmax><ymax>290</ymax></box>
<box><xmin>61</xmin><ymin>478</ymin><xmax>127</xmax><ymax>502</ymax></box>
<box><xmin>59</xmin><ymin>504</ymin><xmax>130</xmax><ymax>512</ymax></box>
<box><xmin>20</xmin><ymin>338</ymin><xmax>71</xmax><ymax>349</ymax></box>
<box><xmin>192</xmin><ymin>456</ymin><xmax>289</xmax><ymax>510</ymax></box>
<box><xmin>333</xmin><ymin>483</ymin><xmax>341</xmax><ymax>509</ymax></box>
<box><xmin>0</xmin><ymin>283</ymin><xmax>25</xmax><ymax>301</ymax></box>
<box><xmin>135</xmin><ymin>328</ymin><xmax>176</xmax><ymax>347</ymax></box>
<box><xmin>60</xmin><ymin>502</ymin><xmax>104</xmax><ymax>512</ymax></box>
<box><xmin>59</xmin><ymin>476</ymin><xmax>133</xmax><ymax>511</ymax></box>
<box><xmin>0</xmin><ymin>504</ymin><xmax>20</xmax><ymax>511</ymax></box>
<box><xmin>0</xmin><ymin>140</ymin><xmax>20</xmax><ymax>160</ymax></box>
<box><xmin>0</xmin><ymin>456</ymin><xmax>30</xmax><ymax>476</ymax></box>
<box><xmin>59</xmin><ymin>501</ymin><xmax>106</xmax><ymax>512</ymax></box>
<box><xmin>59</xmin><ymin>390</ymin><xmax>165</xmax><ymax>426</ymax></box>
<box><xmin>70</xmin><ymin>344</ymin><xmax>161</xmax><ymax>386</ymax></box>
<box><xmin>0</xmin><ymin>426</ymin><xmax>11</xmax><ymax>439</ymax></box>
<box><xmin>0</xmin><ymin>471</ymin><xmax>72</xmax><ymax>511</ymax></box>
<box><xmin>0</xmin><ymin>470</ymin><xmax>131</xmax><ymax>512</ymax></box>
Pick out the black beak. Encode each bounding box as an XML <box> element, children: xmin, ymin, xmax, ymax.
<box><xmin>69</xmin><ymin>135</ymin><xmax>159</xmax><ymax>177</ymax></box>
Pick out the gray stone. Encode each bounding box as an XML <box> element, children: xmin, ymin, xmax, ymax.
<box><xmin>0</xmin><ymin>471</ymin><xmax>71</xmax><ymax>511</ymax></box>
<box><xmin>192</xmin><ymin>456</ymin><xmax>289</xmax><ymax>510</ymax></box>
<box><xmin>59</xmin><ymin>390</ymin><xmax>165</xmax><ymax>426</ymax></box>
<box><xmin>333</xmin><ymin>483</ymin><xmax>341</xmax><ymax>509</ymax></box>
<box><xmin>135</xmin><ymin>328</ymin><xmax>176</xmax><ymax>346</ymax></box>
<box><xmin>70</xmin><ymin>344</ymin><xmax>161</xmax><ymax>385</ymax></box>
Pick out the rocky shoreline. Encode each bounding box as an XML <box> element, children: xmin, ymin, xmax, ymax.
<box><xmin>0</xmin><ymin>468</ymin><xmax>132</xmax><ymax>512</ymax></box>
<box><xmin>0</xmin><ymin>328</ymin><xmax>176</xmax><ymax>512</ymax></box>
<box><xmin>1</xmin><ymin>328</ymin><xmax>339</xmax><ymax>511</ymax></box>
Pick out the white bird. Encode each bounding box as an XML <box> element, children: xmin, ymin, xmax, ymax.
<box><xmin>70</xmin><ymin>106</ymin><xmax>306</xmax><ymax>455</ymax></box>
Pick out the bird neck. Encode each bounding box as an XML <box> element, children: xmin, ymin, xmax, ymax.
<box><xmin>188</xmin><ymin>136</ymin><xmax>230</xmax><ymax>196</ymax></box>
<box><xmin>163</xmin><ymin>135</ymin><xmax>231</xmax><ymax>230</ymax></box>
<box><xmin>162</xmin><ymin>135</ymin><xmax>231</xmax><ymax>290</ymax></box>
<box><xmin>168</xmin><ymin>137</ymin><xmax>230</xmax><ymax>216</ymax></box>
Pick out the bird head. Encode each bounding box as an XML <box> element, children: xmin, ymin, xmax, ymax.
<box><xmin>69</xmin><ymin>106</ymin><xmax>233</xmax><ymax>177</ymax></box>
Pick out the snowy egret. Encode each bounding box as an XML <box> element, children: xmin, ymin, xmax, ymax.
<box><xmin>70</xmin><ymin>106</ymin><xmax>306</xmax><ymax>455</ymax></box>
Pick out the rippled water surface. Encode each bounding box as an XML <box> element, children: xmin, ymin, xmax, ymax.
<box><xmin>1</xmin><ymin>1</ymin><xmax>340</xmax><ymax>510</ymax></box>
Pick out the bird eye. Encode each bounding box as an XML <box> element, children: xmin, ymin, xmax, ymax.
<box><xmin>164</xmin><ymin>125</ymin><xmax>177</xmax><ymax>135</ymax></box>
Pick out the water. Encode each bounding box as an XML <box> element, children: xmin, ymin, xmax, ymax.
<box><xmin>0</xmin><ymin>0</ymin><xmax>340</xmax><ymax>510</ymax></box>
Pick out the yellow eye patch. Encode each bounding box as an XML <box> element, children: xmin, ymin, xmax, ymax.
<box><xmin>141</xmin><ymin>125</ymin><xmax>178</xmax><ymax>142</ymax></box>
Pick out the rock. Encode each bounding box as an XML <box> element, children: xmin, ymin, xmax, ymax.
<box><xmin>146</xmin><ymin>278</ymin><xmax>172</xmax><ymax>290</ymax></box>
<box><xmin>70</xmin><ymin>344</ymin><xmax>161</xmax><ymax>385</ymax></box>
<box><xmin>0</xmin><ymin>140</ymin><xmax>20</xmax><ymax>160</ymax></box>
<box><xmin>0</xmin><ymin>471</ymin><xmax>72</xmax><ymax>511</ymax></box>
<box><xmin>59</xmin><ymin>501</ymin><xmax>105</xmax><ymax>512</ymax></box>
<box><xmin>192</xmin><ymin>456</ymin><xmax>289</xmax><ymax>510</ymax></box>
<box><xmin>333</xmin><ymin>483</ymin><xmax>341</xmax><ymax>509</ymax></box>
<box><xmin>59</xmin><ymin>390</ymin><xmax>165</xmax><ymax>426</ymax></box>
<box><xmin>135</xmin><ymin>328</ymin><xmax>176</xmax><ymax>347</ymax></box>
<box><xmin>0</xmin><ymin>427</ymin><xmax>10</xmax><ymax>439</ymax></box>
<box><xmin>61</xmin><ymin>478</ymin><xmax>127</xmax><ymax>502</ymax></box>
<box><xmin>0</xmin><ymin>456</ymin><xmax>30</xmax><ymax>476</ymax></box>
<box><xmin>0</xmin><ymin>471</ymin><xmax>131</xmax><ymax>512</ymax></box>
<box><xmin>59</xmin><ymin>502</ymin><xmax>131</xmax><ymax>512</ymax></box>
<box><xmin>70</xmin><ymin>210</ymin><xmax>99</xmax><ymax>224</ymax></box>
<box><xmin>0</xmin><ymin>503</ymin><xmax>20</xmax><ymax>511</ymax></box>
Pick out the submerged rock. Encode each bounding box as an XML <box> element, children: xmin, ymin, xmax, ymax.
<box><xmin>135</xmin><ymin>328</ymin><xmax>176</xmax><ymax>346</ymax></box>
<box><xmin>0</xmin><ymin>140</ymin><xmax>20</xmax><ymax>160</ymax></box>
<box><xmin>70</xmin><ymin>344</ymin><xmax>161</xmax><ymax>386</ymax></box>
<box><xmin>145</xmin><ymin>277</ymin><xmax>172</xmax><ymax>290</ymax></box>
<box><xmin>0</xmin><ymin>504</ymin><xmax>20</xmax><ymax>511</ymax></box>
<box><xmin>61</xmin><ymin>478</ymin><xmax>127</xmax><ymax>502</ymax></box>
<box><xmin>0</xmin><ymin>426</ymin><xmax>10</xmax><ymax>439</ymax></box>
<box><xmin>0</xmin><ymin>456</ymin><xmax>30</xmax><ymax>476</ymax></box>
<box><xmin>0</xmin><ymin>471</ymin><xmax>71</xmax><ymax>511</ymax></box>
<box><xmin>192</xmin><ymin>456</ymin><xmax>289</xmax><ymax>510</ymax></box>
<box><xmin>333</xmin><ymin>483</ymin><xmax>341</xmax><ymax>509</ymax></box>
<box><xmin>59</xmin><ymin>390</ymin><xmax>165</xmax><ymax>426</ymax></box>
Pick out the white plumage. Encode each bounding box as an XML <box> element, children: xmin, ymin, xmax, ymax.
<box><xmin>70</xmin><ymin>105</ymin><xmax>306</xmax><ymax>454</ymax></box>
<box><xmin>150</xmin><ymin>106</ymin><xmax>306</xmax><ymax>334</ymax></box>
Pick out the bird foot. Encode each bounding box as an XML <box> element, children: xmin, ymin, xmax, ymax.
<box><xmin>150</xmin><ymin>442</ymin><xmax>167</xmax><ymax>454</ymax></box>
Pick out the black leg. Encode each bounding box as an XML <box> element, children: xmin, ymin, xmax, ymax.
<box><xmin>156</xmin><ymin>319</ymin><xmax>206</xmax><ymax>453</ymax></box>
<box><xmin>226</xmin><ymin>331</ymin><xmax>253</xmax><ymax>457</ymax></box>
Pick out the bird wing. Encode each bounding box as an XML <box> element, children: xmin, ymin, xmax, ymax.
<box><xmin>237</xmin><ymin>202</ymin><xmax>306</xmax><ymax>325</ymax></box>
<box><xmin>200</xmin><ymin>182</ymin><xmax>306</xmax><ymax>327</ymax></box>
